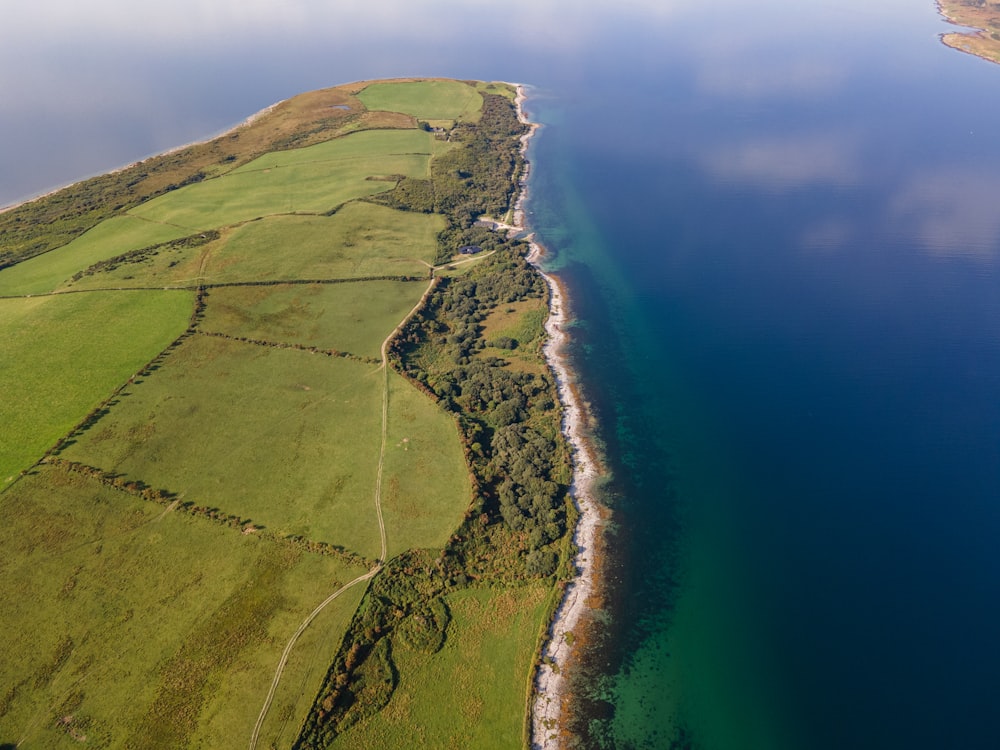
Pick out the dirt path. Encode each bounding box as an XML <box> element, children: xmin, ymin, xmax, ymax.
<box><xmin>247</xmin><ymin>566</ymin><xmax>381</xmax><ymax>750</ymax></box>
<box><xmin>248</xmin><ymin>276</ymin><xmax>436</xmax><ymax>750</ymax></box>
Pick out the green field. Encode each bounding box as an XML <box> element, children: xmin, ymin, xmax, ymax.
<box><xmin>0</xmin><ymin>217</ymin><xmax>189</xmax><ymax>296</ymax></box>
<box><xmin>358</xmin><ymin>80</ymin><xmax>484</xmax><ymax>124</ymax></box>
<box><xmin>129</xmin><ymin>130</ymin><xmax>451</xmax><ymax>232</ymax></box>
<box><xmin>381</xmin><ymin>372</ymin><xmax>472</xmax><ymax>556</ymax></box>
<box><xmin>328</xmin><ymin>585</ymin><xmax>551</xmax><ymax>749</ymax></box>
<box><xmin>202</xmin><ymin>203</ymin><xmax>443</xmax><ymax>283</ymax></box>
<box><xmin>0</xmin><ymin>464</ymin><xmax>366</xmax><ymax>749</ymax></box>
<box><xmin>0</xmin><ymin>291</ymin><xmax>192</xmax><ymax>486</ymax></box>
<box><xmin>61</xmin><ymin>334</ymin><xmax>387</xmax><ymax>558</ymax></box>
<box><xmin>200</xmin><ymin>280</ymin><xmax>429</xmax><ymax>360</ymax></box>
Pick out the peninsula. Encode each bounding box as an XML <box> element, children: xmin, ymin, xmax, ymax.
<box><xmin>0</xmin><ymin>78</ymin><xmax>590</xmax><ymax>749</ymax></box>
<box><xmin>938</xmin><ymin>0</ymin><xmax>1000</xmax><ymax>64</ymax></box>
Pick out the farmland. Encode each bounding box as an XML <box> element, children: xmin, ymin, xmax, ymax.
<box><xmin>0</xmin><ymin>78</ymin><xmax>573</xmax><ymax>749</ymax></box>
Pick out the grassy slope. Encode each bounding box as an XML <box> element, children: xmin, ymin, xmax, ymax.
<box><xmin>0</xmin><ymin>217</ymin><xmax>189</xmax><ymax>296</ymax></box>
<box><xmin>328</xmin><ymin>585</ymin><xmax>551</xmax><ymax>750</ymax></box>
<box><xmin>200</xmin><ymin>280</ymin><xmax>429</xmax><ymax>360</ymax></box>
<box><xmin>381</xmin><ymin>371</ymin><xmax>472</xmax><ymax>556</ymax></box>
<box><xmin>203</xmin><ymin>203</ymin><xmax>443</xmax><ymax>283</ymax></box>
<box><xmin>357</xmin><ymin>80</ymin><xmax>483</xmax><ymax>124</ymax></box>
<box><xmin>61</xmin><ymin>334</ymin><xmax>387</xmax><ymax>558</ymax></box>
<box><xmin>0</xmin><ymin>290</ymin><xmax>192</xmax><ymax>486</ymax></box>
<box><xmin>129</xmin><ymin>130</ymin><xmax>451</xmax><ymax>232</ymax></box>
<box><xmin>0</xmin><ymin>465</ymin><xmax>366</xmax><ymax>749</ymax></box>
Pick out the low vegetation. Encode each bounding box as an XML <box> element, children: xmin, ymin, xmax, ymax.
<box><xmin>0</xmin><ymin>290</ymin><xmax>192</xmax><ymax>486</ymax></box>
<box><xmin>0</xmin><ymin>464</ymin><xmax>366</xmax><ymax>749</ymax></box>
<box><xmin>199</xmin><ymin>280</ymin><xmax>428</xmax><ymax>360</ymax></box>
<box><xmin>0</xmin><ymin>78</ymin><xmax>573</xmax><ymax>749</ymax></box>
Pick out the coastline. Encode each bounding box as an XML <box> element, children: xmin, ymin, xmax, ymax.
<box><xmin>936</xmin><ymin>0</ymin><xmax>1000</xmax><ymax>66</ymax></box>
<box><xmin>0</xmin><ymin>99</ymin><xmax>286</xmax><ymax>215</ymax></box>
<box><xmin>512</xmin><ymin>84</ymin><xmax>607</xmax><ymax>750</ymax></box>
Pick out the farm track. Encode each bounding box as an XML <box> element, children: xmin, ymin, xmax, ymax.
<box><xmin>2</xmin><ymin>244</ymin><xmax>496</xmax><ymax>748</ymax></box>
<box><xmin>248</xmin><ymin>274</ymin><xmax>440</xmax><ymax>750</ymax></box>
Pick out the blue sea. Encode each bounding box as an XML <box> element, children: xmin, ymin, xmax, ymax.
<box><xmin>6</xmin><ymin>1</ymin><xmax>1000</xmax><ymax>747</ymax></box>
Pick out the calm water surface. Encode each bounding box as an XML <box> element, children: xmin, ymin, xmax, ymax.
<box><xmin>5</xmin><ymin>1</ymin><xmax>1000</xmax><ymax>748</ymax></box>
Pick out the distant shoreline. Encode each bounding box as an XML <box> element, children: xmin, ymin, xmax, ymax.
<box><xmin>0</xmin><ymin>100</ymin><xmax>286</xmax><ymax>216</ymax></box>
<box><xmin>512</xmin><ymin>84</ymin><xmax>607</xmax><ymax>750</ymax></box>
<box><xmin>936</xmin><ymin>0</ymin><xmax>1000</xmax><ymax>66</ymax></box>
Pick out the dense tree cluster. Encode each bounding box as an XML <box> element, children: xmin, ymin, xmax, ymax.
<box><xmin>298</xmin><ymin>240</ymin><xmax>573</xmax><ymax>749</ymax></box>
<box><xmin>296</xmin><ymin>94</ymin><xmax>573</xmax><ymax>749</ymax></box>
<box><xmin>389</xmin><ymin>247</ymin><xmax>569</xmax><ymax>565</ymax></box>
<box><xmin>366</xmin><ymin>93</ymin><xmax>529</xmax><ymax>261</ymax></box>
<box><xmin>295</xmin><ymin>551</ymin><xmax>451</xmax><ymax>748</ymax></box>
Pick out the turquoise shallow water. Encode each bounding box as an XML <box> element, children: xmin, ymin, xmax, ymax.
<box><xmin>7</xmin><ymin>1</ymin><xmax>1000</xmax><ymax>747</ymax></box>
<box><xmin>523</xmin><ymin>3</ymin><xmax>1000</xmax><ymax>746</ymax></box>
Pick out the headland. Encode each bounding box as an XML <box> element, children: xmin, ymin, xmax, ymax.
<box><xmin>938</xmin><ymin>0</ymin><xmax>1000</xmax><ymax>65</ymax></box>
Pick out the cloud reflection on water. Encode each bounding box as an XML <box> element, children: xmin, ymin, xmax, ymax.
<box><xmin>702</xmin><ymin>131</ymin><xmax>863</xmax><ymax>191</ymax></box>
<box><xmin>889</xmin><ymin>168</ymin><xmax>1000</xmax><ymax>260</ymax></box>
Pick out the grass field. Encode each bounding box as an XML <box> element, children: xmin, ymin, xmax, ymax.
<box><xmin>358</xmin><ymin>80</ymin><xmax>483</xmax><ymax>124</ymax></box>
<box><xmin>200</xmin><ymin>280</ymin><xmax>429</xmax><ymax>360</ymax></box>
<box><xmin>328</xmin><ymin>585</ymin><xmax>552</xmax><ymax>749</ymax></box>
<box><xmin>129</xmin><ymin>130</ymin><xmax>451</xmax><ymax>232</ymax></box>
<box><xmin>61</xmin><ymin>334</ymin><xmax>387</xmax><ymax>558</ymax></box>
<box><xmin>0</xmin><ymin>217</ymin><xmax>189</xmax><ymax>296</ymax></box>
<box><xmin>202</xmin><ymin>203</ymin><xmax>443</xmax><ymax>283</ymax></box>
<box><xmin>59</xmin><ymin>233</ymin><xmax>216</xmax><ymax>292</ymax></box>
<box><xmin>0</xmin><ymin>290</ymin><xmax>192</xmax><ymax>487</ymax></box>
<box><xmin>381</xmin><ymin>372</ymin><xmax>471</xmax><ymax>556</ymax></box>
<box><xmin>479</xmin><ymin>298</ymin><xmax>550</xmax><ymax>374</ymax></box>
<box><xmin>0</xmin><ymin>464</ymin><xmax>366</xmax><ymax>749</ymax></box>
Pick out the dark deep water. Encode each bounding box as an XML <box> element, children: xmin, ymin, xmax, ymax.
<box><xmin>6</xmin><ymin>1</ymin><xmax>1000</xmax><ymax>747</ymax></box>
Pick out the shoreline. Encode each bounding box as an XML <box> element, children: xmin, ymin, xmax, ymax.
<box><xmin>511</xmin><ymin>84</ymin><xmax>607</xmax><ymax>750</ymax></box>
<box><xmin>936</xmin><ymin>0</ymin><xmax>1000</xmax><ymax>66</ymax></box>
<box><xmin>0</xmin><ymin>99</ymin><xmax>286</xmax><ymax>215</ymax></box>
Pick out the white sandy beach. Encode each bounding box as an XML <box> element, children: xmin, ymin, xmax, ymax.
<box><xmin>512</xmin><ymin>84</ymin><xmax>606</xmax><ymax>750</ymax></box>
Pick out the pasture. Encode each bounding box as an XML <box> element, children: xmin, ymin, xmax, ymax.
<box><xmin>328</xmin><ymin>585</ymin><xmax>552</xmax><ymax>749</ymax></box>
<box><xmin>0</xmin><ymin>290</ymin><xmax>192</xmax><ymax>486</ymax></box>
<box><xmin>202</xmin><ymin>203</ymin><xmax>443</xmax><ymax>282</ymax></box>
<box><xmin>358</xmin><ymin>80</ymin><xmax>483</xmax><ymax>124</ymax></box>
<box><xmin>61</xmin><ymin>334</ymin><xmax>387</xmax><ymax>559</ymax></box>
<box><xmin>129</xmin><ymin>130</ymin><xmax>451</xmax><ymax>232</ymax></box>
<box><xmin>0</xmin><ymin>216</ymin><xmax>188</xmax><ymax>296</ymax></box>
<box><xmin>200</xmin><ymin>280</ymin><xmax>429</xmax><ymax>360</ymax></box>
<box><xmin>0</xmin><ymin>464</ymin><xmax>366</xmax><ymax>749</ymax></box>
<box><xmin>381</xmin><ymin>371</ymin><xmax>472</xmax><ymax>556</ymax></box>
